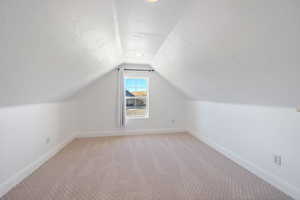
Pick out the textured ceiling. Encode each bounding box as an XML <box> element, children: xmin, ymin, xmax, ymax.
<box><xmin>1</xmin><ymin>0</ymin><xmax>300</xmax><ymax>107</ymax></box>
<box><xmin>0</xmin><ymin>0</ymin><xmax>122</xmax><ymax>106</ymax></box>
<box><xmin>115</xmin><ymin>0</ymin><xmax>191</xmax><ymax>63</ymax></box>
<box><xmin>153</xmin><ymin>0</ymin><xmax>300</xmax><ymax>107</ymax></box>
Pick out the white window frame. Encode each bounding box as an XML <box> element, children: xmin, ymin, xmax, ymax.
<box><xmin>124</xmin><ymin>76</ymin><xmax>149</xmax><ymax>119</ymax></box>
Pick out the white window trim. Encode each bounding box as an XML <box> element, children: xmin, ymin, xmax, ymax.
<box><xmin>124</xmin><ymin>76</ymin><xmax>149</xmax><ymax>119</ymax></box>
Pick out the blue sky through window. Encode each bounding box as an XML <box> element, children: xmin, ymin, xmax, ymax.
<box><xmin>125</xmin><ymin>78</ymin><xmax>147</xmax><ymax>92</ymax></box>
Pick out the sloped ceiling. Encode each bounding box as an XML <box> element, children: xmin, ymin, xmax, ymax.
<box><xmin>153</xmin><ymin>0</ymin><xmax>300</xmax><ymax>107</ymax></box>
<box><xmin>115</xmin><ymin>0</ymin><xmax>191</xmax><ymax>63</ymax></box>
<box><xmin>1</xmin><ymin>0</ymin><xmax>300</xmax><ymax>107</ymax></box>
<box><xmin>0</xmin><ymin>0</ymin><xmax>121</xmax><ymax>106</ymax></box>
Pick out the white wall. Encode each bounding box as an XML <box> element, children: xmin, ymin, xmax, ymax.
<box><xmin>187</xmin><ymin>101</ymin><xmax>300</xmax><ymax>199</ymax></box>
<box><xmin>70</xmin><ymin>70</ymin><xmax>187</xmax><ymax>135</ymax></box>
<box><xmin>0</xmin><ymin>69</ymin><xmax>187</xmax><ymax>197</ymax></box>
<box><xmin>0</xmin><ymin>102</ymin><xmax>75</xmax><ymax>197</ymax></box>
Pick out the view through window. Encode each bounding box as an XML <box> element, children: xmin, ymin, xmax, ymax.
<box><xmin>125</xmin><ymin>77</ymin><xmax>149</xmax><ymax>118</ymax></box>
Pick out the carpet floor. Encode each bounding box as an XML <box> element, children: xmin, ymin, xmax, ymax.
<box><xmin>1</xmin><ymin>133</ymin><xmax>292</xmax><ymax>200</ymax></box>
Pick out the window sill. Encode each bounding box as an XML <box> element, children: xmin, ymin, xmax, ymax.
<box><xmin>126</xmin><ymin>116</ymin><xmax>149</xmax><ymax>120</ymax></box>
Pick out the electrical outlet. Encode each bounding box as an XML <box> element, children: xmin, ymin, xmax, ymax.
<box><xmin>273</xmin><ymin>155</ymin><xmax>282</xmax><ymax>167</ymax></box>
<box><xmin>46</xmin><ymin>137</ymin><xmax>51</xmax><ymax>144</ymax></box>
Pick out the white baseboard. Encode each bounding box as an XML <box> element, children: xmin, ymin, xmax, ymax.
<box><xmin>76</xmin><ymin>128</ymin><xmax>187</xmax><ymax>138</ymax></box>
<box><xmin>0</xmin><ymin>135</ymin><xmax>75</xmax><ymax>198</ymax></box>
<box><xmin>0</xmin><ymin>129</ymin><xmax>185</xmax><ymax>198</ymax></box>
<box><xmin>7</xmin><ymin>129</ymin><xmax>297</xmax><ymax>199</ymax></box>
<box><xmin>188</xmin><ymin>129</ymin><xmax>300</xmax><ymax>200</ymax></box>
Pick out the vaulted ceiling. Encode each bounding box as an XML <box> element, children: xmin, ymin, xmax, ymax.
<box><xmin>154</xmin><ymin>0</ymin><xmax>300</xmax><ymax>107</ymax></box>
<box><xmin>1</xmin><ymin>0</ymin><xmax>300</xmax><ymax>107</ymax></box>
<box><xmin>0</xmin><ymin>0</ymin><xmax>121</xmax><ymax>106</ymax></box>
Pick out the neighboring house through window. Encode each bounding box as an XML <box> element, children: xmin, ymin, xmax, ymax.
<box><xmin>125</xmin><ymin>77</ymin><xmax>149</xmax><ymax>119</ymax></box>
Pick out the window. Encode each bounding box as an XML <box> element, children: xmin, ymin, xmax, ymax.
<box><xmin>125</xmin><ymin>77</ymin><xmax>149</xmax><ymax>119</ymax></box>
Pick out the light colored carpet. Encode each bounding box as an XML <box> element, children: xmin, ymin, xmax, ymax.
<box><xmin>1</xmin><ymin>133</ymin><xmax>292</xmax><ymax>200</ymax></box>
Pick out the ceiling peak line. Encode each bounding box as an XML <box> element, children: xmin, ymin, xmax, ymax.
<box><xmin>112</xmin><ymin>0</ymin><xmax>123</xmax><ymax>59</ymax></box>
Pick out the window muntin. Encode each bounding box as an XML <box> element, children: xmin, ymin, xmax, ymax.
<box><xmin>125</xmin><ymin>77</ymin><xmax>149</xmax><ymax>118</ymax></box>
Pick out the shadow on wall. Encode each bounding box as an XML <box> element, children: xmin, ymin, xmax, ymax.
<box><xmin>63</xmin><ymin>69</ymin><xmax>117</xmax><ymax>102</ymax></box>
<box><xmin>155</xmin><ymin>71</ymin><xmax>190</xmax><ymax>100</ymax></box>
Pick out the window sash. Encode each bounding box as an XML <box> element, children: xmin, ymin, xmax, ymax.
<box><xmin>124</xmin><ymin>77</ymin><xmax>149</xmax><ymax>119</ymax></box>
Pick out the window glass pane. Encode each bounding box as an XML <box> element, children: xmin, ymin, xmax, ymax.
<box><xmin>126</xmin><ymin>97</ymin><xmax>146</xmax><ymax>108</ymax></box>
<box><xmin>125</xmin><ymin>78</ymin><xmax>148</xmax><ymax>118</ymax></box>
